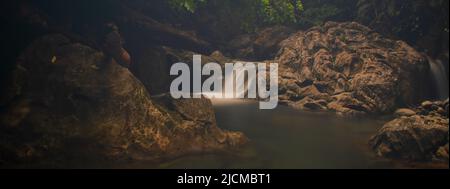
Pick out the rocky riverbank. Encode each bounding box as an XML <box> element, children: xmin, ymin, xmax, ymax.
<box><xmin>370</xmin><ymin>99</ymin><xmax>449</xmax><ymax>163</ymax></box>
<box><xmin>0</xmin><ymin>0</ymin><xmax>448</xmax><ymax>167</ymax></box>
<box><xmin>128</xmin><ymin>21</ymin><xmax>449</xmax><ymax>165</ymax></box>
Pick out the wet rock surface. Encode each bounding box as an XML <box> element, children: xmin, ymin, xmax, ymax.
<box><xmin>370</xmin><ymin>99</ymin><xmax>449</xmax><ymax>162</ymax></box>
<box><xmin>0</xmin><ymin>34</ymin><xmax>246</xmax><ymax>165</ymax></box>
<box><xmin>276</xmin><ymin>22</ymin><xmax>431</xmax><ymax>116</ymax></box>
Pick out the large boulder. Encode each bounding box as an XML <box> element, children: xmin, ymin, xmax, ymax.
<box><xmin>0</xmin><ymin>34</ymin><xmax>246</xmax><ymax>164</ymax></box>
<box><xmin>276</xmin><ymin>22</ymin><xmax>431</xmax><ymax>116</ymax></box>
<box><xmin>370</xmin><ymin>100</ymin><xmax>449</xmax><ymax>162</ymax></box>
<box><xmin>370</xmin><ymin>115</ymin><xmax>448</xmax><ymax>161</ymax></box>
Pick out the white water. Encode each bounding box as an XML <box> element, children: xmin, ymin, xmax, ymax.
<box><xmin>201</xmin><ymin>61</ymin><xmax>263</xmax><ymax>99</ymax></box>
<box><xmin>428</xmin><ymin>57</ymin><xmax>449</xmax><ymax>100</ymax></box>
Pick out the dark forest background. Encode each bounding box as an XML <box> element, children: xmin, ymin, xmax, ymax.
<box><xmin>1</xmin><ymin>0</ymin><xmax>449</xmax><ymax>91</ymax></box>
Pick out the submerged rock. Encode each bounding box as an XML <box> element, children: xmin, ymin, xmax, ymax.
<box><xmin>276</xmin><ymin>22</ymin><xmax>431</xmax><ymax>116</ymax></box>
<box><xmin>370</xmin><ymin>100</ymin><xmax>449</xmax><ymax>162</ymax></box>
<box><xmin>0</xmin><ymin>34</ymin><xmax>246</xmax><ymax>164</ymax></box>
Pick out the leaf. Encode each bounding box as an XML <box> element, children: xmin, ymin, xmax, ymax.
<box><xmin>51</xmin><ymin>56</ymin><xmax>57</xmax><ymax>64</ymax></box>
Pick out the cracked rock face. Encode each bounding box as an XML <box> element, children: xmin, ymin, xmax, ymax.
<box><xmin>0</xmin><ymin>34</ymin><xmax>246</xmax><ymax>164</ymax></box>
<box><xmin>276</xmin><ymin>22</ymin><xmax>431</xmax><ymax>116</ymax></box>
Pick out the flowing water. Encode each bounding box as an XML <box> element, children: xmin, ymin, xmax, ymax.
<box><xmin>429</xmin><ymin>57</ymin><xmax>449</xmax><ymax>100</ymax></box>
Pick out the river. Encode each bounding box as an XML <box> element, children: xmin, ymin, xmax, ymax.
<box><xmin>26</xmin><ymin>99</ymin><xmax>442</xmax><ymax>169</ymax></box>
<box><xmin>148</xmin><ymin>99</ymin><xmax>405</xmax><ymax>169</ymax></box>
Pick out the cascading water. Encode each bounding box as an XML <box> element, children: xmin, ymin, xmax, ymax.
<box><xmin>202</xmin><ymin>61</ymin><xmax>263</xmax><ymax>99</ymax></box>
<box><xmin>428</xmin><ymin>57</ymin><xmax>449</xmax><ymax>100</ymax></box>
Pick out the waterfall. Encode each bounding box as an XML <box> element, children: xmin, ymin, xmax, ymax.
<box><xmin>201</xmin><ymin>61</ymin><xmax>261</xmax><ymax>99</ymax></box>
<box><xmin>428</xmin><ymin>57</ymin><xmax>449</xmax><ymax>100</ymax></box>
<box><xmin>220</xmin><ymin>61</ymin><xmax>259</xmax><ymax>98</ymax></box>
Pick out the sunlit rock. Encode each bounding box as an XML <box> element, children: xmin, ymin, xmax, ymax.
<box><xmin>276</xmin><ymin>22</ymin><xmax>431</xmax><ymax>116</ymax></box>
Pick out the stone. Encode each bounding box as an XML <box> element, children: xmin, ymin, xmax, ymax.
<box><xmin>303</xmin><ymin>101</ymin><xmax>325</xmax><ymax>111</ymax></box>
<box><xmin>370</xmin><ymin>115</ymin><xmax>449</xmax><ymax>161</ymax></box>
<box><xmin>253</xmin><ymin>26</ymin><xmax>295</xmax><ymax>60</ymax></box>
<box><xmin>436</xmin><ymin>107</ymin><xmax>446</xmax><ymax>116</ymax></box>
<box><xmin>435</xmin><ymin>143</ymin><xmax>449</xmax><ymax>162</ymax></box>
<box><xmin>394</xmin><ymin>108</ymin><xmax>416</xmax><ymax>117</ymax></box>
<box><xmin>276</xmin><ymin>22</ymin><xmax>430</xmax><ymax>115</ymax></box>
<box><xmin>296</xmin><ymin>79</ymin><xmax>314</xmax><ymax>88</ymax></box>
<box><xmin>327</xmin><ymin>92</ymin><xmax>367</xmax><ymax>117</ymax></box>
<box><xmin>228</xmin><ymin>26</ymin><xmax>295</xmax><ymax>60</ymax></box>
<box><xmin>446</xmin><ymin>104</ymin><xmax>449</xmax><ymax>117</ymax></box>
<box><xmin>0</xmin><ymin>34</ymin><xmax>246</xmax><ymax>163</ymax></box>
<box><xmin>421</xmin><ymin>101</ymin><xmax>434</xmax><ymax>109</ymax></box>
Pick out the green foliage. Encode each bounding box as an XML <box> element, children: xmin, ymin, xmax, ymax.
<box><xmin>260</xmin><ymin>0</ymin><xmax>304</xmax><ymax>24</ymax></box>
<box><xmin>168</xmin><ymin>0</ymin><xmax>207</xmax><ymax>13</ymax></box>
<box><xmin>169</xmin><ymin>0</ymin><xmax>304</xmax><ymax>24</ymax></box>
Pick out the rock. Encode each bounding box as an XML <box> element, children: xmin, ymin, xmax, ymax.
<box><xmin>298</xmin><ymin>85</ymin><xmax>323</xmax><ymax>99</ymax></box>
<box><xmin>296</xmin><ymin>79</ymin><xmax>314</xmax><ymax>88</ymax></box>
<box><xmin>284</xmin><ymin>91</ymin><xmax>301</xmax><ymax>101</ymax></box>
<box><xmin>0</xmin><ymin>99</ymin><xmax>30</xmax><ymax>128</ymax></box>
<box><xmin>436</xmin><ymin>107</ymin><xmax>446</xmax><ymax>116</ymax></box>
<box><xmin>130</xmin><ymin>46</ymin><xmax>231</xmax><ymax>95</ymax></box>
<box><xmin>0</xmin><ymin>34</ymin><xmax>246</xmax><ymax>163</ymax></box>
<box><xmin>101</xmin><ymin>23</ymin><xmax>131</xmax><ymax>68</ymax></box>
<box><xmin>334</xmin><ymin>78</ymin><xmax>350</xmax><ymax>94</ymax></box>
<box><xmin>209</xmin><ymin>50</ymin><xmax>230</xmax><ymax>63</ymax></box>
<box><xmin>327</xmin><ymin>92</ymin><xmax>367</xmax><ymax>117</ymax></box>
<box><xmin>303</xmin><ymin>101</ymin><xmax>326</xmax><ymax>111</ymax></box>
<box><xmin>370</xmin><ymin>115</ymin><xmax>449</xmax><ymax>161</ymax></box>
<box><xmin>130</xmin><ymin>47</ymin><xmax>172</xmax><ymax>95</ymax></box>
<box><xmin>435</xmin><ymin>143</ymin><xmax>449</xmax><ymax>162</ymax></box>
<box><xmin>228</xmin><ymin>34</ymin><xmax>255</xmax><ymax>59</ymax></box>
<box><xmin>313</xmin><ymin>81</ymin><xmax>334</xmax><ymax>94</ymax></box>
<box><xmin>228</xmin><ymin>26</ymin><xmax>294</xmax><ymax>60</ymax></box>
<box><xmin>252</xmin><ymin>26</ymin><xmax>295</xmax><ymax>60</ymax></box>
<box><xmin>153</xmin><ymin>94</ymin><xmax>216</xmax><ymax>125</ymax></box>
<box><xmin>152</xmin><ymin>94</ymin><xmax>247</xmax><ymax>150</ymax></box>
<box><xmin>285</xmin><ymin>83</ymin><xmax>301</xmax><ymax>92</ymax></box>
<box><xmin>394</xmin><ymin>108</ymin><xmax>416</xmax><ymax>117</ymax></box>
<box><xmin>446</xmin><ymin>103</ymin><xmax>449</xmax><ymax>117</ymax></box>
<box><xmin>116</xmin><ymin>6</ymin><xmax>212</xmax><ymax>54</ymax></box>
<box><xmin>417</xmin><ymin>99</ymin><xmax>450</xmax><ymax>117</ymax></box>
<box><xmin>289</xmin><ymin>97</ymin><xmax>327</xmax><ymax>111</ymax></box>
<box><xmin>372</xmin><ymin>99</ymin><xmax>450</xmax><ymax>162</ymax></box>
<box><xmin>276</xmin><ymin>22</ymin><xmax>430</xmax><ymax>115</ymax></box>
<box><xmin>421</xmin><ymin>101</ymin><xmax>434</xmax><ymax>109</ymax></box>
